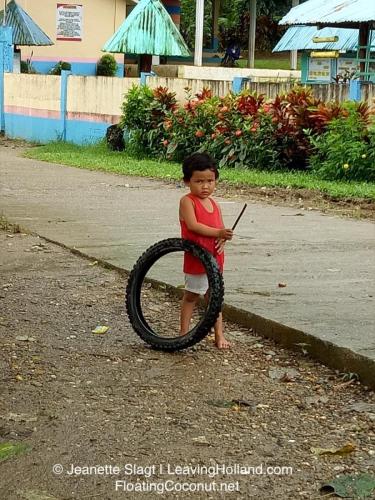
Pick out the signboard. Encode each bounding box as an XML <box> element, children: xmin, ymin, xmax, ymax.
<box><xmin>312</xmin><ymin>36</ymin><xmax>339</xmax><ymax>43</ymax></box>
<box><xmin>307</xmin><ymin>57</ymin><xmax>331</xmax><ymax>82</ymax></box>
<box><xmin>57</xmin><ymin>4</ymin><xmax>83</xmax><ymax>41</ymax></box>
<box><xmin>337</xmin><ymin>58</ymin><xmax>358</xmax><ymax>76</ymax></box>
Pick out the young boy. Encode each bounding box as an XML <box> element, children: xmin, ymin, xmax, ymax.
<box><xmin>179</xmin><ymin>153</ymin><xmax>233</xmax><ymax>349</ymax></box>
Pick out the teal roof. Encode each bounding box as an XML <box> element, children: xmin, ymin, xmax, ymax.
<box><xmin>0</xmin><ymin>0</ymin><xmax>53</xmax><ymax>46</ymax></box>
<box><xmin>274</xmin><ymin>26</ymin><xmax>375</xmax><ymax>52</ymax></box>
<box><xmin>103</xmin><ymin>0</ymin><xmax>190</xmax><ymax>56</ymax></box>
<box><xmin>280</xmin><ymin>0</ymin><xmax>375</xmax><ymax>26</ymax></box>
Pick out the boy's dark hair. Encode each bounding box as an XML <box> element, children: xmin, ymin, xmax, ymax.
<box><xmin>182</xmin><ymin>153</ymin><xmax>219</xmax><ymax>181</ymax></box>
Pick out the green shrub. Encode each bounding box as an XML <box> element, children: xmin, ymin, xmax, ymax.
<box><xmin>121</xmin><ymin>85</ymin><xmax>177</xmax><ymax>156</ymax></box>
<box><xmin>263</xmin><ymin>87</ymin><xmax>346</xmax><ymax>170</ymax></box>
<box><xmin>162</xmin><ymin>88</ymin><xmax>281</xmax><ymax>169</ymax></box>
<box><xmin>96</xmin><ymin>54</ymin><xmax>118</xmax><ymax>77</ymax></box>
<box><xmin>309</xmin><ymin>103</ymin><xmax>375</xmax><ymax>182</ymax></box>
<box><xmin>162</xmin><ymin>88</ymin><xmax>221</xmax><ymax>160</ymax></box>
<box><xmin>120</xmin><ymin>83</ymin><xmax>374</xmax><ymax>178</ymax></box>
<box><xmin>159</xmin><ymin>86</ymin><xmax>347</xmax><ymax>170</ymax></box>
<box><xmin>205</xmin><ymin>112</ymin><xmax>281</xmax><ymax>170</ymax></box>
<box><xmin>206</xmin><ymin>91</ymin><xmax>280</xmax><ymax>169</ymax></box>
<box><xmin>20</xmin><ymin>60</ymin><xmax>37</xmax><ymax>74</ymax></box>
<box><xmin>49</xmin><ymin>61</ymin><xmax>71</xmax><ymax>75</ymax></box>
<box><xmin>121</xmin><ymin>85</ymin><xmax>154</xmax><ymax>131</ymax></box>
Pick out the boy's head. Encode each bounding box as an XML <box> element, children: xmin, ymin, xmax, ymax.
<box><xmin>182</xmin><ymin>153</ymin><xmax>219</xmax><ymax>182</ymax></box>
<box><xmin>182</xmin><ymin>153</ymin><xmax>219</xmax><ymax>199</ymax></box>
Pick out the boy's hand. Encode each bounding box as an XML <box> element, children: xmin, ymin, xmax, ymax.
<box><xmin>215</xmin><ymin>238</ymin><xmax>226</xmax><ymax>255</ymax></box>
<box><xmin>218</xmin><ymin>228</ymin><xmax>233</xmax><ymax>240</ymax></box>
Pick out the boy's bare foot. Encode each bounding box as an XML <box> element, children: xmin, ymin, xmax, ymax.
<box><xmin>215</xmin><ymin>335</ymin><xmax>231</xmax><ymax>349</ymax></box>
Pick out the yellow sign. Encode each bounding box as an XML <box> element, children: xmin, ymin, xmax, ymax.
<box><xmin>310</xmin><ymin>51</ymin><xmax>339</xmax><ymax>58</ymax></box>
<box><xmin>312</xmin><ymin>36</ymin><xmax>339</xmax><ymax>43</ymax></box>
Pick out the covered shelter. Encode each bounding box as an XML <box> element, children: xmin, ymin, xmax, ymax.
<box><xmin>0</xmin><ymin>0</ymin><xmax>53</xmax><ymax>47</ymax></box>
<box><xmin>103</xmin><ymin>0</ymin><xmax>190</xmax><ymax>73</ymax></box>
<box><xmin>0</xmin><ymin>0</ymin><xmax>53</xmax><ymax>131</ymax></box>
<box><xmin>274</xmin><ymin>25</ymin><xmax>375</xmax><ymax>83</ymax></box>
<box><xmin>0</xmin><ymin>0</ymin><xmax>53</xmax><ymax>72</ymax></box>
<box><xmin>279</xmin><ymin>0</ymin><xmax>375</xmax><ymax>81</ymax></box>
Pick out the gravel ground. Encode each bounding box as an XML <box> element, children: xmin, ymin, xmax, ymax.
<box><xmin>0</xmin><ymin>228</ymin><xmax>374</xmax><ymax>500</ymax></box>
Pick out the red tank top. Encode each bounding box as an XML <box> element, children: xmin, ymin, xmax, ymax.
<box><xmin>180</xmin><ymin>193</ymin><xmax>224</xmax><ymax>274</ymax></box>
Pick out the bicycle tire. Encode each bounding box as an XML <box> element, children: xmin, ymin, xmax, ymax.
<box><xmin>125</xmin><ymin>238</ymin><xmax>224</xmax><ymax>351</ymax></box>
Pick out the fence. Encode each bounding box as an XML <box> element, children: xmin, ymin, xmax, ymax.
<box><xmin>150</xmin><ymin>77</ymin><xmax>375</xmax><ymax>104</ymax></box>
<box><xmin>3</xmin><ymin>72</ymin><xmax>375</xmax><ymax>145</ymax></box>
<box><xmin>3</xmin><ymin>72</ymin><xmax>140</xmax><ymax>144</ymax></box>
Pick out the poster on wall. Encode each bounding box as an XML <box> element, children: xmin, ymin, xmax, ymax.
<box><xmin>308</xmin><ymin>58</ymin><xmax>331</xmax><ymax>82</ymax></box>
<box><xmin>56</xmin><ymin>4</ymin><xmax>83</xmax><ymax>41</ymax></box>
<box><xmin>337</xmin><ymin>58</ymin><xmax>358</xmax><ymax>77</ymax></box>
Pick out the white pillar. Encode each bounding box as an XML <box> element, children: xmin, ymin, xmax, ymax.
<box><xmin>194</xmin><ymin>0</ymin><xmax>204</xmax><ymax>67</ymax></box>
<box><xmin>3</xmin><ymin>0</ymin><xmax>7</xmax><ymax>25</ymax></box>
<box><xmin>247</xmin><ymin>0</ymin><xmax>256</xmax><ymax>68</ymax></box>
<box><xmin>290</xmin><ymin>0</ymin><xmax>299</xmax><ymax>69</ymax></box>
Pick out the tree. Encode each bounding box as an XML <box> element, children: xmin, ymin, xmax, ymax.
<box><xmin>180</xmin><ymin>0</ymin><xmax>291</xmax><ymax>51</ymax></box>
<box><xmin>180</xmin><ymin>0</ymin><xmax>213</xmax><ymax>49</ymax></box>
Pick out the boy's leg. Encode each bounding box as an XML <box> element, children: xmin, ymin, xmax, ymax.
<box><xmin>204</xmin><ymin>291</ymin><xmax>230</xmax><ymax>349</ymax></box>
<box><xmin>180</xmin><ymin>291</ymin><xmax>200</xmax><ymax>335</ymax></box>
<box><xmin>213</xmin><ymin>312</ymin><xmax>230</xmax><ymax>349</ymax></box>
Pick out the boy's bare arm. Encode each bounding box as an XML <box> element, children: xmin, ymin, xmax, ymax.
<box><xmin>180</xmin><ymin>197</ymin><xmax>233</xmax><ymax>240</ymax></box>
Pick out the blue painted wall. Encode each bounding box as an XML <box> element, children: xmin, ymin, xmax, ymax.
<box><xmin>5</xmin><ymin>114</ymin><xmax>63</xmax><ymax>143</ymax></box>
<box><xmin>65</xmin><ymin>119</ymin><xmax>109</xmax><ymax>144</ymax></box>
<box><xmin>32</xmin><ymin>61</ymin><xmax>124</xmax><ymax>77</ymax></box>
<box><xmin>5</xmin><ymin>112</ymin><xmax>109</xmax><ymax>145</ymax></box>
<box><xmin>4</xmin><ymin>69</ymin><xmax>113</xmax><ymax>144</ymax></box>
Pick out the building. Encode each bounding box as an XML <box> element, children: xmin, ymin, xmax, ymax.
<box><xmin>12</xmin><ymin>0</ymin><xmax>129</xmax><ymax>75</ymax></box>
<box><xmin>278</xmin><ymin>0</ymin><xmax>375</xmax><ymax>84</ymax></box>
<box><xmin>11</xmin><ymin>0</ymin><xmax>181</xmax><ymax>76</ymax></box>
<box><xmin>274</xmin><ymin>25</ymin><xmax>375</xmax><ymax>84</ymax></box>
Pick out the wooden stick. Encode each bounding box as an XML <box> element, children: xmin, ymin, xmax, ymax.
<box><xmin>231</xmin><ymin>203</ymin><xmax>247</xmax><ymax>230</ymax></box>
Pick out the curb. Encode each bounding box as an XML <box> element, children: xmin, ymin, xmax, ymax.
<box><xmin>5</xmin><ymin>223</ymin><xmax>375</xmax><ymax>389</ymax></box>
<box><xmin>222</xmin><ymin>304</ymin><xmax>375</xmax><ymax>389</ymax></box>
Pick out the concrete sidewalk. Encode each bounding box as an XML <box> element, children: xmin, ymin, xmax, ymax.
<box><xmin>1</xmin><ymin>146</ymin><xmax>374</xmax><ymax>385</ymax></box>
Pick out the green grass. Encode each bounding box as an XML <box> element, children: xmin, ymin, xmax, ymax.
<box><xmin>0</xmin><ymin>442</ymin><xmax>31</xmax><ymax>462</ymax></box>
<box><xmin>24</xmin><ymin>142</ymin><xmax>375</xmax><ymax>201</ymax></box>
<box><xmin>237</xmin><ymin>54</ymin><xmax>301</xmax><ymax>71</ymax></box>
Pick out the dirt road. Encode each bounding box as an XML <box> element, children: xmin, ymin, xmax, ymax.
<box><xmin>0</xmin><ymin>228</ymin><xmax>374</xmax><ymax>499</ymax></box>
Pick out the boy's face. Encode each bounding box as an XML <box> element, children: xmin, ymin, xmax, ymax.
<box><xmin>186</xmin><ymin>169</ymin><xmax>217</xmax><ymax>199</ymax></box>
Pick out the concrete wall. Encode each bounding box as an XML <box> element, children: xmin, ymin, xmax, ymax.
<box><xmin>17</xmin><ymin>0</ymin><xmax>128</xmax><ymax>76</ymax></box>
<box><xmin>311</xmin><ymin>83</ymin><xmax>350</xmax><ymax>103</ymax></box>
<box><xmin>5</xmin><ymin>73</ymin><xmax>60</xmax><ymax>112</ymax></box>
<box><xmin>4</xmin><ymin>73</ymin><xmax>62</xmax><ymax>141</ymax></box>
<box><xmin>4</xmin><ymin>73</ymin><xmax>140</xmax><ymax>143</ymax></box>
<box><xmin>177</xmin><ymin>65</ymin><xmax>301</xmax><ymax>82</ymax></box>
<box><xmin>148</xmin><ymin>76</ymin><xmax>232</xmax><ymax>102</ymax></box>
<box><xmin>65</xmin><ymin>75</ymin><xmax>138</xmax><ymax>143</ymax></box>
<box><xmin>147</xmin><ymin>78</ymin><xmax>357</xmax><ymax>104</ymax></box>
<box><xmin>244</xmin><ymin>81</ymin><xmax>295</xmax><ymax>100</ymax></box>
<box><xmin>361</xmin><ymin>83</ymin><xmax>375</xmax><ymax>105</ymax></box>
<box><xmin>67</xmin><ymin>76</ymin><xmax>136</xmax><ymax>119</ymax></box>
<box><xmin>3</xmin><ymin>73</ymin><xmax>375</xmax><ymax>144</ymax></box>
